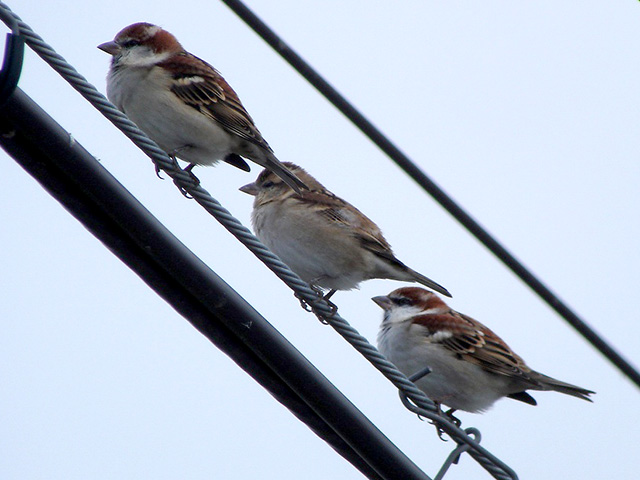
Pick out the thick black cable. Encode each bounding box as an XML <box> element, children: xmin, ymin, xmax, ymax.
<box><xmin>0</xmin><ymin>87</ymin><xmax>434</xmax><ymax>480</ymax></box>
<box><xmin>219</xmin><ymin>0</ymin><xmax>640</xmax><ymax>389</ymax></box>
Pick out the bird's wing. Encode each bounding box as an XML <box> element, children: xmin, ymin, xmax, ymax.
<box><xmin>413</xmin><ymin>310</ymin><xmax>537</xmax><ymax>382</ymax></box>
<box><xmin>160</xmin><ymin>52</ymin><xmax>272</xmax><ymax>152</ymax></box>
<box><xmin>294</xmin><ymin>191</ymin><xmax>357</xmax><ymax>225</ymax></box>
<box><xmin>296</xmin><ymin>191</ymin><xmax>396</xmax><ymax>253</ymax></box>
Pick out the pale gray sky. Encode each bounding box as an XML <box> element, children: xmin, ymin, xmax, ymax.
<box><xmin>2</xmin><ymin>1</ymin><xmax>639</xmax><ymax>479</ymax></box>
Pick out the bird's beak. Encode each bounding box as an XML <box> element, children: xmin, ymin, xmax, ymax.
<box><xmin>371</xmin><ymin>295</ymin><xmax>392</xmax><ymax>310</ymax></box>
<box><xmin>239</xmin><ymin>182</ymin><xmax>259</xmax><ymax>196</ymax></box>
<box><xmin>97</xmin><ymin>41</ymin><xmax>121</xmax><ymax>56</ymax></box>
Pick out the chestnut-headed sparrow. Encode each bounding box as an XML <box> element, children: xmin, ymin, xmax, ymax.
<box><xmin>240</xmin><ymin>163</ymin><xmax>451</xmax><ymax>298</ymax></box>
<box><xmin>98</xmin><ymin>22</ymin><xmax>307</xmax><ymax>193</ymax></box>
<box><xmin>373</xmin><ymin>287</ymin><xmax>594</xmax><ymax>414</ymax></box>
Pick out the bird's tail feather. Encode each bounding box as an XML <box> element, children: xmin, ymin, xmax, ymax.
<box><xmin>264</xmin><ymin>154</ymin><xmax>308</xmax><ymax>194</ymax></box>
<box><xmin>407</xmin><ymin>267</ymin><xmax>452</xmax><ymax>298</ymax></box>
<box><xmin>533</xmin><ymin>372</ymin><xmax>595</xmax><ymax>402</ymax></box>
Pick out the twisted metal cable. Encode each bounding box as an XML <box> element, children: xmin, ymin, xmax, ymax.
<box><xmin>0</xmin><ymin>3</ymin><xmax>517</xmax><ymax>479</ymax></box>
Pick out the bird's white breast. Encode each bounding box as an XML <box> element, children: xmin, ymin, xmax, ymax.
<box><xmin>251</xmin><ymin>200</ymin><xmax>369</xmax><ymax>290</ymax></box>
<box><xmin>106</xmin><ymin>65</ymin><xmax>233</xmax><ymax>165</ymax></box>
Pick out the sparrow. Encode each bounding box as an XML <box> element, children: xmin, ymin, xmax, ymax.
<box><xmin>239</xmin><ymin>163</ymin><xmax>451</xmax><ymax>300</ymax></box>
<box><xmin>98</xmin><ymin>22</ymin><xmax>307</xmax><ymax>193</ymax></box>
<box><xmin>373</xmin><ymin>287</ymin><xmax>594</xmax><ymax>415</ymax></box>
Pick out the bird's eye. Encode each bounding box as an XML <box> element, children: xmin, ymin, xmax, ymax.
<box><xmin>393</xmin><ymin>297</ymin><xmax>412</xmax><ymax>307</ymax></box>
<box><xmin>121</xmin><ymin>40</ymin><xmax>140</xmax><ymax>48</ymax></box>
<box><xmin>262</xmin><ymin>181</ymin><xmax>275</xmax><ymax>189</ymax></box>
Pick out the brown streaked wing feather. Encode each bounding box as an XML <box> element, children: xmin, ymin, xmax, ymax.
<box><xmin>362</xmin><ymin>241</ymin><xmax>408</xmax><ymax>272</ymax></box>
<box><xmin>302</xmin><ymin>192</ymin><xmax>394</xmax><ymax>251</ymax></box>
<box><xmin>294</xmin><ymin>191</ymin><xmax>354</xmax><ymax>224</ymax></box>
<box><xmin>413</xmin><ymin>312</ymin><xmax>485</xmax><ymax>354</ymax></box>
<box><xmin>357</xmin><ymin>221</ymin><xmax>406</xmax><ymax>272</ymax></box>
<box><xmin>358</xmin><ymin>230</ymin><xmax>394</xmax><ymax>257</ymax></box>
<box><xmin>161</xmin><ymin>53</ymin><xmax>272</xmax><ymax>152</ymax></box>
<box><xmin>317</xmin><ymin>200</ymin><xmax>399</xmax><ymax>262</ymax></box>
<box><xmin>293</xmin><ymin>189</ymin><xmax>398</xmax><ymax>260</ymax></box>
<box><xmin>414</xmin><ymin>311</ymin><xmax>536</xmax><ymax>381</ymax></box>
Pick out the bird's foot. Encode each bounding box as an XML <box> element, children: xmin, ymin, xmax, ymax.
<box><xmin>175</xmin><ymin>163</ymin><xmax>200</xmax><ymax>198</ymax></box>
<box><xmin>443</xmin><ymin>408</ymin><xmax>461</xmax><ymax>427</ymax></box>
<box><xmin>321</xmin><ymin>289</ymin><xmax>338</xmax><ymax>316</ymax></box>
<box><xmin>294</xmin><ymin>291</ymin><xmax>314</xmax><ymax>313</ymax></box>
<box><xmin>184</xmin><ymin>163</ymin><xmax>200</xmax><ymax>185</ymax></box>
<box><xmin>431</xmin><ymin>406</ymin><xmax>461</xmax><ymax>441</ymax></box>
<box><xmin>296</xmin><ymin>286</ymin><xmax>338</xmax><ymax>322</ymax></box>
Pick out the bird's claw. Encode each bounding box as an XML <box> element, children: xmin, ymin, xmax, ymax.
<box><xmin>294</xmin><ymin>286</ymin><xmax>338</xmax><ymax>323</ymax></box>
<box><xmin>175</xmin><ymin>164</ymin><xmax>200</xmax><ymax>198</ymax></box>
<box><xmin>322</xmin><ymin>296</ymin><xmax>338</xmax><ymax>317</ymax></box>
<box><xmin>431</xmin><ymin>406</ymin><xmax>461</xmax><ymax>441</ymax></box>
<box><xmin>444</xmin><ymin>408</ymin><xmax>462</xmax><ymax>427</ymax></box>
<box><xmin>435</xmin><ymin>424</ymin><xmax>448</xmax><ymax>441</ymax></box>
<box><xmin>175</xmin><ymin>180</ymin><xmax>193</xmax><ymax>198</ymax></box>
<box><xmin>184</xmin><ymin>163</ymin><xmax>200</xmax><ymax>186</ymax></box>
<box><xmin>294</xmin><ymin>292</ymin><xmax>314</xmax><ymax>312</ymax></box>
<box><xmin>316</xmin><ymin>286</ymin><xmax>338</xmax><ymax>319</ymax></box>
<box><xmin>319</xmin><ymin>289</ymin><xmax>338</xmax><ymax>316</ymax></box>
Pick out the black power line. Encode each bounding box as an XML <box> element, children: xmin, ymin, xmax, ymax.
<box><xmin>219</xmin><ymin>0</ymin><xmax>640</xmax><ymax>390</ymax></box>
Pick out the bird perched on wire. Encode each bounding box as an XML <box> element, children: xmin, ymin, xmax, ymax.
<box><xmin>98</xmin><ymin>22</ymin><xmax>307</xmax><ymax>193</ymax></box>
<box><xmin>240</xmin><ymin>163</ymin><xmax>451</xmax><ymax>302</ymax></box>
<box><xmin>373</xmin><ymin>287</ymin><xmax>594</xmax><ymax>418</ymax></box>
